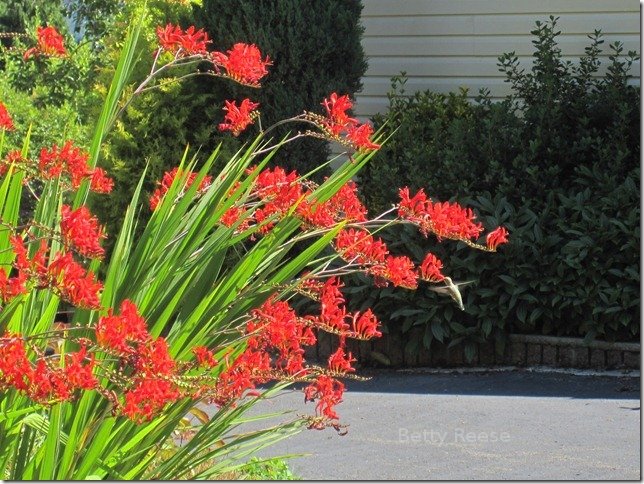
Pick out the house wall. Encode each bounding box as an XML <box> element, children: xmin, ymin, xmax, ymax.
<box><xmin>355</xmin><ymin>0</ymin><xmax>641</xmax><ymax>118</ymax></box>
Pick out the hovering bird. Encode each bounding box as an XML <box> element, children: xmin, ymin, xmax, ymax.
<box><xmin>427</xmin><ymin>277</ymin><xmax>475</xmax><ymax>310</ymax></box>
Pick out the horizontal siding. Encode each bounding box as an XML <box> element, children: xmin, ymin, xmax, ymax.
<box><xmin>355</xmin><ymin>2</ymin><xmax>640</xmax><ymax>118</ymax></box>
<box><xmin>362</xmin><ymin>35</ymin><xmax>641</xmax><ymax>57</ymax></box>
<box><xmin>361</xmin><ymin>13</ymin><xmax>639</xmax><ymax>37</ymax></box>
<box><xmin>365</xmin><ymin>56</ymin><xmax>641</xmax><ymax>78</ymax></box>
<box><xmin>362</xmin><ymin>0</ymin><xmax>639</xmax><ymax>16</ymax></box>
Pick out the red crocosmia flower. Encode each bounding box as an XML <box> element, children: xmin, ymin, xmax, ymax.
<box><xmin>371</xmin><ymin>255</ymin><xmax>418</xmax><ymax>289</ymax></box>
<box><xmin>304</xmin><ymin>375</ymin><xmax>345</xmax><ymax>421</ymax></box>
<box><xmin>419</xmin><ymin>253</ymin><xmax>445</xmax><ymax>282</ymax></box>
<box><xmin>213</xmin><ymin>348</ymin><xmax>272</xmax><ymax>405</ymax></box>
<box><xmin>149</xmin><ymin>167</ymin><xmax>212</xmax><ymax>211</ymax></box>
<box><xmin>298</xmin><ymin>180</ymin><xmax>367</xmax><ymax>229</ymax></box>
<box><xmin>211</xmin><ymin>43</ymin><xmax>272</xmax><ymax>86</ymax></box>
<box><xmin>327</xmin><ymin>180</ymin><xmax>368</xmax><ymax>222</ymax></box>
<box><xmin>0</xmin><ymin>334</ymin><xmax>34</xmax><ymax>391</ymax></box>
<box><xmin>297</xmin><ymin>199</ymin><xmax>337</xmax><ymax>229</ymax></box>
<box><xmin>398</xmin><ymin>187</ymin><xmax>428</xmax><ymax>217</ymax></box>
<box><xmin>247</xmin><ymin>297</ymin><xmax>312</xmax><ymax>374</ymax></box>
<box><xmin>38</xmin><ymin>141</ymin><xmax>93</xmax><ymax>189</ymax></box>
<box><xmin>218</xmin><ymin>98</ymin><xmax>260</xmax><ymax>136</ymax></box>
<box><xmin>0</xmin><ymin>102</ymin><xmax>15</xmax><ymax>131</ymax></box>
<box><xmin>179</xmin><ymin>26</ymin><xmax>210</xmax><ymax>55</ymax></box>
<box><xmin>64</xmin><ymin>345</ymin><xmax>98</xmax><ymax>391</ymax></box>
<box><xmin>397</xmin><ymin>187</ymin><xmax>483</xmax><ymax>241</ymax></box>
<box><xmin>319</xmin><ymin>278</ymin><xmax>349</xmax><ymax>331</ymax></box>
<box><xmin>346</xmin><ymin>123</ymin><xmax>380</xmax><ymax>151</ymax></box>
<box><xmin>193</xmin><ymin>346</ymin><xmax>217</xmax><ymax>368</ymax></box>
<box><xmin>47</xmin><ymin>252</ymin><xmax>103</xmax><ymax>309</ymax></box>
<box><xmin>220</xmin><ymin>206</ymin><xmax>253</xmax><ymax>231</ymax></box>
<box><xmin>89</xmin><ymin>168</ymin><xmax>114</xmax><ymax>194</ymax></box>
<box><xmin>135</xmin><ymin>338</ymin><xmax>176</xmax><ymax>376</ymax></box>
<box><xmin>334</xmin><ymin>228</ymin><xmax>389</xmax><ymax>265</ymax></box>
<box><xmin>123</xmin><ymin>377</ymin><xmax>181</xmax><ymax>423</ymax></box>
<box><xmin>60</xmin><ymin>205</ymin><xmax>106</xmax><ymax>259</ymax></box>
<box><xmin>486</xmin><ymin>226</ymin><xmax>509</xmax><ymax>250</ymax></box>
<box><xmin>321</xmin><ymin>93</ymin><xmax>358</xmax><ymax>136</ymax></box>
<box><xmin>156</xmin><ymin>23</ymin><xmax>183</xmax><ymax>52</ymax></box>
<box><xmin>156</xmin><ymin>24</ymin><xmax>210</xmax><ymax>56</ymax></box>
<box><xmin>328</xmin><ymin>346</ymin><xmax>356</xmax><ymax>374</ymax></box>
<box><xmin>96</xmin><ymin>299</ymin><xmax>149</xmax><ymax>353</ymax></box>
<box><xmin>0</xmin><ymin>270</ymin><xmax>28</xmax><ymax>302</ymax></box>
<box><xmin>350</xmin><ymin>309</ymin><xmax>382</xmax><ymax>339</ymax></box>
<box><xmin>24</xmin><ymin>26</ymin><xmax>66</xmax><ymax>60</ymax></box>
<box><xmin>30</xmin><ymin>360</ymin><xmax>71</xmax><ymax>403</ymax></box>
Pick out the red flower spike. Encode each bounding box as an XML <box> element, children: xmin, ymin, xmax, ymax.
<box><xmin>193</xmin><ymin>346</ymin><xmax>217</xmax><ymax>368</ymax></box>
<box><xmin>346</xmin><ymin>123</ymin><xmax>381</xmax><ymax>151</ymax></box>
<box><xmin>24</xmin><ymin>26</ymin><xmax>66</xmax><ymax>60</ymax></box>
<box><xmin>486</xmin><ymin>226</ymin><xmax>509</xmax><ymax>250</ymax></box>
<box><xmin>156</xmin><ymin>23</ymin><xmax>183</xmax><ymax>53</ymax></box>
<box><xmin>0</xmin><ymin>334</ymin><xmax>34</xmax><ymax>391</ymax></box>
<box><xmin>30</xmin><ymin>360</ymin><xmax>71</xmax><ymax>403</ymax></box>
<box><xmin>0</xmin><ymin>271</ymin><xmax>28</xmax><ymax>302</ymax></box>
<box><xmin>321</xmin><ymin>93</ymin><xmax>358</xmax><ymax>136</ymax></box>
<box><xmin>47</xmin><ymin>252</ymin><xmax>102</xmax><ymax>309</ymax></box>
<box><xmin>304</xmin><ymin>375</ymin><xmax>345</xmax><ymax>421</ymax></box>
<box><xmin>371</xmin><ymin>255</ymin><xmax>418</xmax><ymax>289</ymax></box>
<box><xmin>211</xmin><ymin>43</ymin><xmax>271</xmax><ymax>87</ymax></box>
<box><xmin>156</xmin><ymin>24</ymin><xmax>210</xmax><ymax>56</ymax></box>
<box><xmin>96</xmin><ymin>299</ymin><xmax>149</xmax><ymax>353</ymax></box>
<box><xmin>218</xmin><ymin>98</ymin><xmax>260</xmax><ymax>136</ymax></box>
<box><xmin>0</xmin><ymin>102</ymin><xmax>15</xmax><ymax>131</ymax></box>
<box><xmin>319</xmin><ymin>278</ymin><xmax>349</xmax><ymax>331</ymax></box>
<box><xmin>38</xmin><ymin>141</ymin><xmax>108</xmax><ymax>192</ymax></box>
<box><xmin>398</xmin><ymin>187</ymin><xmax>484</xmax><ymax>241</ymax></box>
<box><xmin>122</xmin><ymin>377</ymin><xmax>181</xmax><ymax>423</ymax></box>
<box><xmin>64</xmin><ymin>345</ymin><xmax>98</xmax><ymax>391</ymax></box>
<box><xmin>89</xmin><ymin>168</ymin><xmax>114</xmax><ymax>194</ymax></box>
<box><xmin>350</xmin><ymin>309</ymin><xmax>382</xmax><ymax>339</ymax></box>
<box><xmin>328</xmin><ymin>346</ymin><xmax>356</xmax><ymax>374</ymax></box>
<box><xmin>60</xmin><ymin>205</ymin><xmax>106</xmax><ymax>259</ymax></box>
<box><xmin>334</xmin><ymin>228</ymin><xmax>389</xmax><ymax>265</ymax></box>
<box><xmin>149</xmin><ymin>167</ymin><xmax>212</xmax><ymax>211</ymax></box>
<box><xmin>136</xmin><ymin>338</ymin><xmax>176</xmax><ymax>376</ymax></box>
<box><xmin>419</xmin><ymin>253</ymin><xmax>446</xmax><ymax>282</ymax></box>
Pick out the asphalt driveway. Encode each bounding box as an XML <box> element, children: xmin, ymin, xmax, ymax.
<box><xmin>247</xmin><ymin>369</ymin><xmax>640</xmax><ymax>480</ymax></box>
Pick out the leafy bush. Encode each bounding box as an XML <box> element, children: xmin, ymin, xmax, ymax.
<box><xmin>238</xmin><ymin>457</ymin><xmax>300</xmax><ymax>480</ymax></box>
<box><xmin>196</xmin><ymin>0</ymin><xmax>368</xmax><ymax>179</ymax></box>
<box><xmin>354</xmin><ymin>17</ymin><xmax>640</xmax><ymax>357</ymax></box>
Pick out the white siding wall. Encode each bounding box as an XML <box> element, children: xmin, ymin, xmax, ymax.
<box><xmin>355</xmin><ymin>0</ymin><xmax>641</xmax><ymax>118</ymax></box>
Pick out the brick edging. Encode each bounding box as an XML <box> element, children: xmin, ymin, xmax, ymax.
<box><xmin>309</xmin><ymin>331</ymin><xmax>641</xmax><ymax>370</ymax></box>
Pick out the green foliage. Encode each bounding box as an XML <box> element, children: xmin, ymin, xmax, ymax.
<box><xmin>354</xmin><ymin>17</ymin><xmax>640</xmax><ymax>356</ymax></box>
<box><xmin>238</xmin><ymin>457</ymin><xmax>300</xmax><ymax>480</ymax></box>
<box><xmin>196</xmin><ymin>0</ymin><xmax>368</xmax><ymax>179</ymax></box>
<box><xmin>0</xmin><ymin>0</ymin><xmax>67</xmax><ymax>45</ymax></box>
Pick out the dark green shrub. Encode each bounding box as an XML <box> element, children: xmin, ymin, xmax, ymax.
<box><xmin>353</xmin><ymin>17</ymin><xmax>640</xmax><ymax>358</ymax></box>
<box><xmin>196</xmin><ymin>0</ymin><xmax>368</xmax><ymax>179</ymax></box>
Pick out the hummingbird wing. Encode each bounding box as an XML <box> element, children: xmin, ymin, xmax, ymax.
<box><xmin>427</xmin><ymin>278</ymin><xmax>477</xmax><ymax>310</ymax></box>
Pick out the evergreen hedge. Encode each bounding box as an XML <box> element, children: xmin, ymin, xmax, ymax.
<box><xmin>196</xmin><ymin>0</ymin><xmax>368</xmax><ymax>179</ymax></box>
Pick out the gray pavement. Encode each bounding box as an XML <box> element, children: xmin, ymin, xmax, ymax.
<box><xmin>245</xmin><ymin>369</ymin><xmax>640</xmax><ymax>480</ymax></box>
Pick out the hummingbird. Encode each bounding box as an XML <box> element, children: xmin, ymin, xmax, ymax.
<box><xmin>427</xmin><ymin>277</ymin><xmax>475</xmax><ymax>311</ymax></box>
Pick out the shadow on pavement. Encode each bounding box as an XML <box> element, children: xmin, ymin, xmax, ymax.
<box><xmin>329</xmin><ymin>369</ymin><xmax>640</xmax><ymax>400</ymax></box>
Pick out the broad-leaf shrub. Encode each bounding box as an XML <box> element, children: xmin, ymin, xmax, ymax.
<box><xmin>0</xmin><ymin>13</ymin><xmax>506</xmax><ymax>480</ymax></box>
<box><xmin>355</xmin><ymin>17</ymin><xmax>640</xmax><ymax>357</ymax></box>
